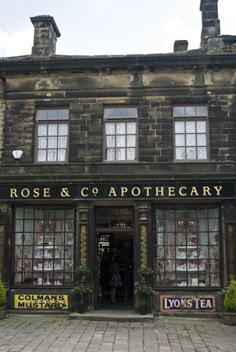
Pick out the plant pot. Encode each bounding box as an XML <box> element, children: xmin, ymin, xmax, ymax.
<box><xmin>77</xmin><ymin>303</ymin><xmax>88</xmax><ymax>314</ymax></box>
<box><xmin>138</xmin><ymin>304</ymin><xmax>151</xmax><ymax>315</ymax></box>
<box><xmin>222</xmin><ymin>312</ymin><xmax>236</xmax><ymax>325</ymax></box>
<box><xmin>0</xmin><ymin>306</ymin><xmax>6</xmax><ymax>319</ymax></box>
<box><xmin>137</xmin><ymin>297</ymin><xmax>152</xmax><ymax>315</ymax></box>
<box><xmin>75</xmin><ymin>296</ymin><xmax>89</xmax><ymax>314</ymax></box>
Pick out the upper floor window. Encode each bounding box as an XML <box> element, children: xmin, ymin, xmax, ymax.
<box><xmin>173</xmin><ymin>106</ymin><xmax>208</xmax><ymax>161</ymax></box>
<box><xmin>35</xmin><ymin>109</ymin><xmax>69</xmax><ymax>163</ymax></box>
<box><xmin>104</xmin><ymin>107</ymin><xmax>138</xmax><ymax>161</ymax></box>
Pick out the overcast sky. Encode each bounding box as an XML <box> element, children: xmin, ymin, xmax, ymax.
<box><xmin>0</xmin><ymin>0</ymin><xmax>235</xmax><ymax>57</ymax></box>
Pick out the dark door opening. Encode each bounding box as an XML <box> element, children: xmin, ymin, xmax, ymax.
<box><xmin>95</xmin><ymin>207</ymin><xmax>134</xmax><ymax>309</ymax></box>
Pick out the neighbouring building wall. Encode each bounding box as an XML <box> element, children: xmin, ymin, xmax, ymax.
<box><xmin>0</xmin><ymin>78</ymin><xmax>5</xmax><ymax>162</ymax></box>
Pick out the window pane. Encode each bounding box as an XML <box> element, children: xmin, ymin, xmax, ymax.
<box><xmin>48</xmin><ymin>124</ymin><xmax>57</xmax><ymax>136</ymax></box>
<box><xmin>127</xmin><ymin>135</ymin><xmax>136</xmax><ymax>147</ymax></box>
<box><xmin>48</xmin><ymin>137</ymin><xmax>57</xmax><ymax>148</ymax></box>
<box><xmin>116</xmin><ymin>148</ymin><xmax>125</xmax><ymax>160</ymax></box>
<box><xmin>58</xmin><ymin>136</ymin><xmax>67</xmax><ymax>148</ymax></box>
<box><xmin>38</xmin><ymin>150</ymin><xmax>46</xmax><ymax>162</ymax></box>
<box><xmin>104</xmin><ymin>107</ymin><xmax>137</xmax><ymax>118</ymax></box>
<box><xmin>16</xmin><ymin>208</ymin><xmax>24</xmax><ymax>219</ymax></box>
<box><xmin>173</xmin><ymin>107</ymin><xmax>185</xmax><ymax>117</ymax></box>
<box><xmin>25</xmin><ymin>220</ymin><xmax>33</xmax><ymax>232</ymax></box>
<box><xmin>197</xmin><ymin>134</ymin><xmax>206</xmax><ymax>146</ymax></box>
<box><xmin>38</xmin><ymin>125</ymin><xmax>47</xmax><ymax>136</ymax></box>
<box><xmin>48</xmin><ymin>150</ymin><xmax>57</xmax><ymax>161</ymax></box>
<box><xmin>185</xmin><ymin>106</ymin><xmax>196</xmax><ymax>116</ymax></box>
<box><xmin>197</xmin><ymin>147</ymin><xmax>207</xmax><ymax>159</ymax></box>
<box><xmin>58</xmin><ymin>124</ymin><xmax>68</xmax><ymax>135</ymax></box>
<box><xmin>127</xmin><ymin>122</ymin><xmax>136</xmax><ymax>134</ymax></box>
<box><xmin>176</xmin><ymin>147</ymin><xmax>185</xmax><ymax>159</ymax></box>
<box><xmin>175</xmin><ymin>121</ymin><xmax>185</xmax><ymax>133</ymax></box>
<box><xmin>106</xmin><ymin>136</ymin><xmax>115</xmax><ymax>148</ymax></box>
<box><xmin>186</xmin><ymin>147</ymin><xmax>196</xmax><ymax>159</ymax></box>
<box><xmin>106</xmin><ymin>149</ymin><xmax>115</xmax><ymax>161</ymax></box>
<box><xmin>38</xmin><ymin>137</ymin><xmax>47</xmax><ymax>148</ymax></box>
<box><xmin>186</xmin><ymin>134</ymin><xmax>196</xmax><ymax>146</ymax></box>
<box><xmin>58</xmin><ymin>109</ymin><xmax>69</xmax><ymax>119</ymax></box>
<box><xmin>210</xmin><ymin>233</ymin><xmax>219</xmax><ymax>245</ymax></box>
<box><xmin>116</xmin><ymin>135</ymin><xmax>125</xmax><ymax>147</ymax></box>
<box><xmin>105</xmin><ymin>123</ymin><xmax>115</xmax><ymax>134</ymax></box>
<box><xmin>175</xmin><ymin>134</ymin><xmax>185</xmax><ymax>146</ymax></box>
<box><xmin>47</xmin><ymin>110</ymin><xmax>58</xmax><ymax>119</ymax></box>
<box><xmin>209</xmin><ymin>208</ymin><xmax>219</xmax><ymax>218</ymax></box>
<box><xmin>186</xmin><ymin>121</ymin><xmax>195</xmax><ymax>133</ymax></box>
<box><xmin>127</xmin><ymin>148</ymin><xmax>135</xmax><ymax>160</ymax></box>
<box><xmin>58</xmin><ymin>149</ymin><xmax>66</xmax><ymax>161</ymax></box>
<box><xmin>37</xmin><ymin>110</ymin><xmax>48</xmax><ymax>120</ymax></box>
<box><xmin>197</xmin><ymin>121</ymin><xmax>206</xmax><ymax>133</ymax></box>
<box><xmin>116</xmin><ymin>123</ymin><xmax>125</xmax><ymax>134</ymax></box>
<box><xmin>196</xmin><ymin>106</ymin><xmax>208</xmax><ymax>116</ymax></box>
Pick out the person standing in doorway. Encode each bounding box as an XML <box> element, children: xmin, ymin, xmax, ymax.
<box><xmin>109</xmin><ymin>251</ymin><xmax>122</xmax><ymax>303</ymax></box>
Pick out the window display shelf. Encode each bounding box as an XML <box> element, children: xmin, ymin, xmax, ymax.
<box><xmin>176</xmin><ymin>246</ymin><xmax>198</xmax><ymax>259</ymax></box>
<box><xmin>176</xmin><ymin>267</ymin><xmax>206</xmax><ymax>272</ymax></box>
<box><xmin>33</xmin><ymin>265</ymin><xmax>64</xmax><ymax>271</ymax></box>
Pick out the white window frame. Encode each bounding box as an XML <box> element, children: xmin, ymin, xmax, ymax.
<box><xmin>35</xmin><ymin>109</ymin><xmax>69</xmax><ymax>163</ymax></box>
<box><xmin>173</xmin><ymin>105</ymin><xmax>209</xmax><ymax>161</ymax></box>
<box><xmin>103</xmin><ymin>107</ymin><xmax>138</xmax><ymax>162</ymax></box>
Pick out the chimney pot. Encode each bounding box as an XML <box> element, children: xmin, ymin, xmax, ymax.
<box><xmin>174</xmin><ymin>40</ymin><xmax>188</xmax><ymax>52</ymax></box>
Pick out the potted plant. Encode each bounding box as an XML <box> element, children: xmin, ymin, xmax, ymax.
<box><xmin>73</xmin><ymin>265</ymin><xmax>92</xmax><ymax>313</ymax></box>
<box><xmin>135</xmin><ymin>266</ymin><xmax>154</xmax><ymax>315</ymax></box>
<box><xmin>138</xmin><ymin>266</ymin><xmax>154</xmax><ymax>282</ymax></box>
<box><xmin>0</xmin><ymin>280</ymin><xmax>6</xmax><ymax>319</ymax></box>
<box><xmin>223</xmin><ymin>279</ymin><xmax>236</xmax><ymax>325</ymax></box>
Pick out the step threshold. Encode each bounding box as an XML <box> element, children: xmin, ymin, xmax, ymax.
<box><xmin>69</xmin><ymin>310</ymin><xmax>154</xmax><ymax>322</ymax></box>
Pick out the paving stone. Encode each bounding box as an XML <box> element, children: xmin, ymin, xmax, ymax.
<box><xmin>0</xmin><ymin>316</ymin><xmax>236</xmax><ymax>352</ymax></box>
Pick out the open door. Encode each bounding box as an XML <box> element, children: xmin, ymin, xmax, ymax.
<box><xmin>95</xmin><ymin>207</ymin><xmax>134</xmax><ymax>309</ymax></box>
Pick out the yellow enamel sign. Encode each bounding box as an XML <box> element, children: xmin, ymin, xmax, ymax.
<box><xmin>14</xmin><ymin>294</ymin><xmax>68</xmax><ymax>309</ymax></box>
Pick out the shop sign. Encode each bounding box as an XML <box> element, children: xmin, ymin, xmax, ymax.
<box><xmin>160</xmin><ymin>295</ymin><xmax>215</xmax><ymax>312</ymax></box>
<box><xmin>14</xmin><ymin>294</ymin><xmax>68</xmax><ymax>310</ymax></box>
<box><xmin>2</xmin><ymin>181</ymin><xmax>235</xmax><ymax>200</ymax></box>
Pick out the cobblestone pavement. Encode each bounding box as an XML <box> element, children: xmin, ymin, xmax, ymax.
<box><xmin>0</xmin><ymin>315</ymin><xmax>236</xmax><ymax>352</ymax></box>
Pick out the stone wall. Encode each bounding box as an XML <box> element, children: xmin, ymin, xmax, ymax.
<box><xmin>3</xmin><ymin>68</ymin><xmax>236</xmax><ymax>168</ymax></box>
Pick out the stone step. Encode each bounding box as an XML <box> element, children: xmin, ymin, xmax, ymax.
<box><xmin>68</xmin><ymin>309</ymin><xmax>154</xmax><ymax>322</ymax></box>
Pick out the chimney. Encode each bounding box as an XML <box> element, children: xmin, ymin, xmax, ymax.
<box><xmin>174</xmin><ymin>40</ymin><xmax>188</xmax><ymax>52</ymax></box>
<box><xmin>200</xmin><ymin>0</ymin><xmax>221</xmax><ymax>49</ymax></box>
<box><xmin>30</xmin><ymin>15</ymin><xmax>61</xmax><ymax>56</ymax></box>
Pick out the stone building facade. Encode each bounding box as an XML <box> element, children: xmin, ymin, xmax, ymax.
<box><xmin>0</xmin><ymin>0</ymin><xmax>235</xmax><ymax>314</ymax></box>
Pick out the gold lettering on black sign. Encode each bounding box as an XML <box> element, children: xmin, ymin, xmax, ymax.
<box><xmin>8</xmin><ymin>184</ymin><xmax>224</xmax><ymax>199</ymax></box>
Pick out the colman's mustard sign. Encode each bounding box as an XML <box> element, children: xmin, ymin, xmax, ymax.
<box><xmin>14</xmin><ymin>294</ymin><xmax>68</xmax><ymax>310</ymax></box>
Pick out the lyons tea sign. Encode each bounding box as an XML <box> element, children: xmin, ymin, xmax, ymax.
<box><xmin>14</xmin><ymin>294</ymin><xmax>68</xmax><ymax>310</ymax></box>
<box><xmin>160</xmin><ymin>295</ymin><xmax>215</xmax><ymax>312</ymax></box>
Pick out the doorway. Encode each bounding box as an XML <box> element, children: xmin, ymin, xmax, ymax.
<box><xmin>95</xmin><ymin>207</ymin><xmax>134</xmax><ymax>309</ymax></box>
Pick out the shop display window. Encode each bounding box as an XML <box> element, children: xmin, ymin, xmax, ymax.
<box><xmin>13</xmin><ymin>207</ymin><xmax>74</xmax><ymax>286</ymax></box>
<box><xmin>154</xmin><ymin>207</ymin><xmax>220</xmax><ymax>288</ymax></box>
